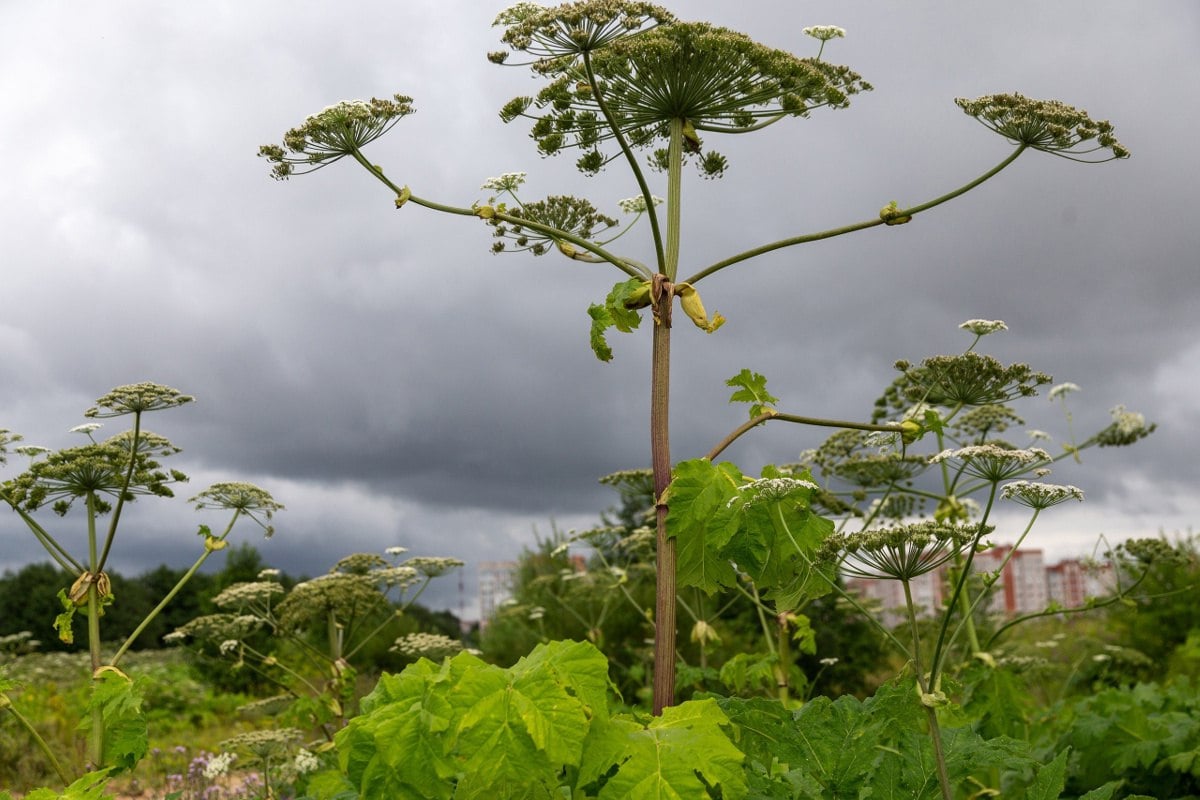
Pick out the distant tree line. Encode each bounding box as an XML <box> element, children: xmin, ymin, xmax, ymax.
<box><xmin>0</xmin><ymin>543</ymin><xmax>463</xmax><ymax>659</ymax></box>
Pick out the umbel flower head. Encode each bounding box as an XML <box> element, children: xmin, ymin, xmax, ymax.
<box><xmin>956</xmin><ymin>93</ymin><xmax>1129</xmax><ymax>161</ymax></box>
<box><xmin>873</xmin><ymin>353</ymin><xmax>1051</xmax><ymax>420</ymax></box>
<box><xmin>1095</xmin><ymin>404</ymin><xmax>1155</xmax><ymax>447</ymax></box>
<box><xmin>930</xmin><ymin>444</ymin><xmax>1051</xmax><ymax>483</ymax></box>
<box><xmin>490</xmin><ymin>1</ymin><xmax>675</xmax><ymax>67</ymax></box>
<box><xmin>488</xmin><ymin>194</ymin><xmax>618</xmax><ymax>254</ymax></box>
<box><xmin>1000</xmin><ymin>480</ymin><xmax>1084</xmax><ymax>509</ymax></box>
<box><xmin>258</xmin><ymin>95</ymin><xmax>415</xmax><ymax>180</ymax></box>
<box><xmin>820</xmin><ymin>521</ymin><xmax>988</xmax><ymax>582</ymax></box>
<box><xmin>1</xmin><ymin>437</ymin><xmax>184</xmax><ymax>515</ymax></box>
<box><xmin>501</xmin><ymin>19</ymin><xmax>870</xmax><ymax>175</ymax></box>
<box><xmin>191</xmin><ymin>482</ymin><xmax>283</xmax><ymax>537</ymax></box>
<box><xmin>85</xmin><ymin>383</ymin><xmax>194</xmax><ymax>419</ymax></box>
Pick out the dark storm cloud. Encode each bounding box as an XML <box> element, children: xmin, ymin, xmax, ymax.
<box><xmin>2</xmin><ymin>1</ymin><xmax>1198</xmax><ymax>616</ymax></box>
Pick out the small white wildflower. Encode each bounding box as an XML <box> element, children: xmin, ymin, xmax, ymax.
<box><xmin>819</xmin><ymin>657</ymin><xmax>839</xmax><ymax>666</ymax></box>
<box><xmin>1092</xmin><ymin>653</ymin><xmax>1112</xmax><ymax>663</ymax></box>
<box><xmin>959</xmin><ymin>319</ymin><xmax>1008</xmax><ymax>336</ymax></box>
<box><xmin>69</xmin><ymin>423</ymin><xmax>102</xmax><ymax>434</ymax></box>
<box><xmin>528</xmin><ymin>606</ymin><xmax>546</xmax><ymax>621</ymax></box>
<box><xmin>609</xmin><ymin>566</ymin><xmax>627</xmax><ymax>582</ymax></box>
<box><xmin>550</xmin><ymin>542</ymin><xmax>570</xmax><ymax>557</ymax></box>
<box><xmin>257</xmin><ymin>568</ymin><xmax>281</xmax><ymax>579</ymax></box>
<box><xmin>1109</xmin><ymin>404</ymin><xmax>1146</xmax><ymax>436</ymax></box>
<box><xmin>13</xmin><ymin>445</ymin><xmax>51</xmax><ymax>457</ymax></box>
<box><xmin>1026</xmin><ymin>430</ymin><xmax>1052</xmax><ymax>441</ymax></box>
<box><xmin>385</xmin><ymin>546</ymin><xmax>408</xmax><ymax>556</ymax></box>
<box><xmin>480</xmin><ymin>171</ymin><xmax>527</xmax><ymax>192</ymax></box>
<box><xmin>293</xmin><ymin>749</ymin><xmax>319</xmax><ymax>775</ymax></box>
<box><xmin>219</xmin><ymin>640</ymin><xmax>240</xmax><ymax>656</ymax></box>
<box><xmin>163</xmin><ymin>631</ymin><xmax>187</xmax><ymax>645</ymax></box>
<box><xmin>1048</xmin><ymin>382</ymin><xmax>1081</xmax><ymax>401</ymax></box>
<box><xmin>803</xmin><ymin>25</ymin><xmax>846</xmax><ymax>41</ymax></box>
<box><xmin>617</xmin><ymin>195</ymin><xmax>664</xmax><ymax>214</ymax></box>
<box><xmin>203</xmin><ymin>752</ymin><xmax>237</xmax><ymax>781</ymax></box>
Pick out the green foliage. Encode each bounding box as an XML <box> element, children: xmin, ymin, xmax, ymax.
<box><xmin>587</xmin><ymin>278</ymin><xmax>648</xmax><ymax>361</ymax></box>
<box><xmin>337</xmin><ymin>639</ymin><xmax>746</xmax><ymax>799</ymax></box>
<box><xmin>726</xmin><ymin>369</ymin><xmax>778</xmax><ymax>420</ymax></box>
<box><xmin>1040</xmin><ymin>680</ymin><xmax>1200</xmax><ymax>798</ymax></box>
<box><xmin>9</xmin><ymin>769</ymin><xmax>115</xmax><ymax>800</ymax></box>
<box><xmin>82</xmin><ymin>670</ymin><xmax>148</xmax><ymax>773</ymax></box>
<box><xmin>666</xmin><ymin>459</ymin><xmax>834</xmax><ymax>609</ymax></box>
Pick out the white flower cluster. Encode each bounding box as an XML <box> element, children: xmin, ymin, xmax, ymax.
<box><xmin>802</xmin><ymin>25</ymin><xmax>846</xmax><ymax>41</ymax></box>
<box><xmin>480</xmin><ymin>171</ymin><xmax>527</xmax><ymax>192</ymax></box>
<box><xmin>203</xmin><ymin>751</ymin><xmax>237</xmax><ymax>781</ymax></box>
<box><xmin>385</xmin><ymin>546</ymin><xmax>408</xmax><ymax>556</ymax></box>
<box><xmin>293</xmin><ymin>748</ymin><xmax>320</xmax><ymax>775</ymax></box>
<box><xmin>391</xmin><ymin>632</ymin><xmax>464</xmax><ymax>660</ymax></box>
<box><xmin>1000</xmin><ymin>480</ymin><xmax>1084</xmax><ymax>509</ymax></box>
<box><xmin>404</xmin><ymin>556</ymin><xmax>465</xmax><ymax>577</ymax></box>
<box><xmin>70</xmin><ymin>423</ymin><xmax>102</xmax><ymax>434</ymax></box>
<box><xmin>257</xmin><ymin>568</ymin><xmax>281</xmax><ymax>579</ymax></box>
<box><xmin>1109</xmin><ymin>404</ymin><xmax>1146</xmax><ymax>436</ymax></box>
<box><xmin>212</xmin><ymin>581</ymin><xmax>284</xmax><ymax>609</ymax></box>
<box><xmin>375</xmin><ymin>566</ymin><xmax>420</xmax><ymax>587</ymax></box>
<box><xmin>737</xmin><ymin>476</ymin><xmax>819</xmax><ymax>506</ymax></box>
<box><xmin>617</xmin><ymin>195</ymin><xmax>664</xmax><ymax>214</ymax></box>
<box><xmin>958</xmin><ymin>319</ymin><xmax>1008</xmax><ymax>336</ymax></box>
<box><xmin>1048</xmin><ymin>382</ymin><xmax>1081</xmax><ymax>401</ymax></box>
<box><xmin>930</xmin><ymin>445</ymin><xmax>1050</xmax><ymax>465</ymax></box>
<box><xmin>218</xmin><ymin>639</ymin><xmax>240</xmax><ymax>656</ymax></box>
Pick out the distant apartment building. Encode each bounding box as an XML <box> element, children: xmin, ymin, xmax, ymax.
<box><xmin>1046</xmin><ymin>558</ymin><xmax>1114</xmax><ymax>607</ymax></box>
<box><xmin>847</xmin><ymin>545</ymin><xmax>1113</xmax><ymax>622</ymax></box>
<box><xmin>972</xmin><ymin>545</ymin><xmax>1047</xmax><ymax>615</ymax></box>
<box><xmin>478</xmin><ymin>560</ymin><xmax>517</xmax><ymax>625</ymax></box>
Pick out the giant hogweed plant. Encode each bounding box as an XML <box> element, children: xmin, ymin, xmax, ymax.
<box><xmin>0</xmin><ymin>383</ymin><xmax>281</xmax><ymax>792</ymax></box>
<box><xmin>255</xmin><ymin>3</ymin><xmax>1140</xmax><ymax>797</ymax></box>
<box><xmin>165</xmin><ymin>549</ymin><xmax>464</xmax><ymax>741</ymax></box>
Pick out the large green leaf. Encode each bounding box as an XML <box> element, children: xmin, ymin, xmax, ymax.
<box><xmin>726</xmin><ymin>368</ymin><xmax>778</xmax><ymax>419</ymax></box>
<box><xmin>338</xmin><ymin>640</ymin><xmax>613</xmax><ymax>799</ymax></box>
<box><xmin>81</xmin><ymin>670</ymin><xmax>147</xmax><ymax>773</ymax></box>
<box><xmin>665</xmin><ymin>459</ymin><xmax>744</xmax><ymax>594</ymax></box>
<box><xmin>580</xmin><ymin>699</ymin><xmax>746</xmax><ymax>799</ymax></box>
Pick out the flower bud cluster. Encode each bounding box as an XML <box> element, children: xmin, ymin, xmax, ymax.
<box><xmin>85</xmin><ymin>383</ymin><xmax>194</xmax><ymax>418</ymax></box>
<box><xmin>259</xmin><ymin>95</ymin><xmax>415</xmax><ymax>180</ymax></box>
<box><xmin>1095</xmin><ymin>404</ymin><xmax>1155</xmax><ymax>447</ymax></box>
<box><xmin>956</xmin><ymin>93</ymin><xmax>1129</xmax><ymax>161</ymax></box>
<box><xmin>489</xmin><ymin>195</ymin><xmax>617</xmax><ymax>255</ymax></box>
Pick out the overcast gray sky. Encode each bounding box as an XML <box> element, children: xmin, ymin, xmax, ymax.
<box><xmin>2</xmin><ymin>2</ymin><xmax>1198</xmax><ymax>617</ymax></box>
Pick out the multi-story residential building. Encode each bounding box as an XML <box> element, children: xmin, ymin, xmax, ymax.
<box><xmin>478</xmin><ymin>560</ymin><xmax>517</xmax><ymax>626</ymax></box>
<box><xmin>847</xmin><ymin>546</ymin><xmax>1112</xmax><ymax>622</ymax></box>
<box><xmin>971</xmin><ymin>545</ymin><xmax>1047</xmax><ymax>615</ymax></box>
